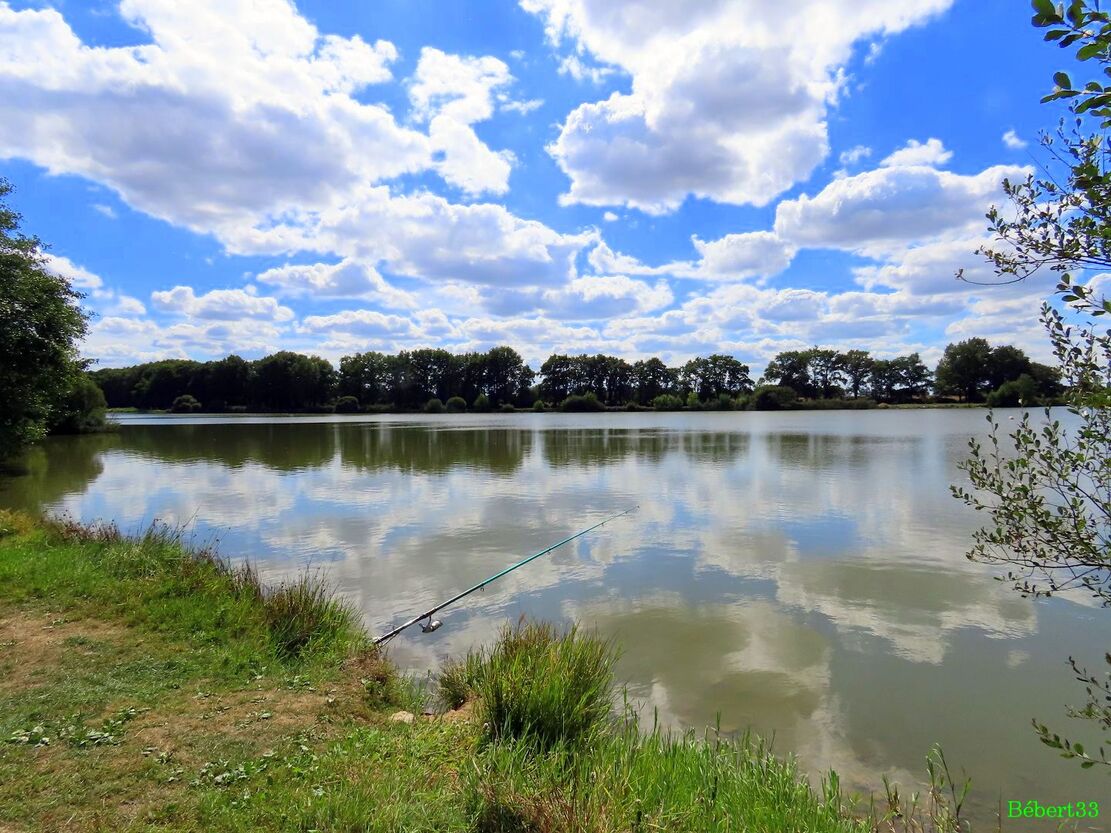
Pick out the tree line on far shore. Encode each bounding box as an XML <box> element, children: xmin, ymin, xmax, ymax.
<box><xmin>90</xmin><ymin>337</ymin><xmax>1062</xmax><ymax>415</ymax></box>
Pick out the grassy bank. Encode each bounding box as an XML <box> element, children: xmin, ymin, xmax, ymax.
<box><xmin>0</xmin><ymin>512</ymin><xmax>964</xmax><ymax>832</ymax></box>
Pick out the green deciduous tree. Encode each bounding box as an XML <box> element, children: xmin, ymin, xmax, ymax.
<box><xmin>952</xmin><ymin>0</ymin><xmax>1111</xmax><ymax>771</ymax></box>
<box><xmin>841</xmin><ymin>350</ymin><xmax>875</xmax><ymax>399</ymax></box>
<box><xmin>48</xmin><ymin>374</ymin><xmax>107</xmax><ymax>434</ymax></box>
<box><xmin>760</xmin><ymin>351</ymin><xmax>815</xmax><ymax>398</ymax></box>
<box><xmin>681</xmin><ymin>354</ymin><xmax>753</xmax><ymax>402</ymax></box>
<box><xmin>934</xmin><ymin>338</ymin><xmax>993</xmax><ymax>402</ymax></box>
<box><xmin>0</xmin><ymin>180</ymin><xmax>89</xmax><ymax>461</ymax></box>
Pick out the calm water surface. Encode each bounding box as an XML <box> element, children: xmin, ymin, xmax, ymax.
<box><xmin>2</xmin><ymin>410</ymin><xmax>1107</xmax><ymax>827</ymax></box>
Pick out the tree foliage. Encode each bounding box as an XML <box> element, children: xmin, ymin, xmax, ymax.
<box><xmin>0</xmin><ymin>179</ymin><xmax>89</xmax><ymax>460</ymax></box>
<box><xmin>952</xmin><ymin>0</ymin><xmax>1111</xmax><ymax>771</ymax></box>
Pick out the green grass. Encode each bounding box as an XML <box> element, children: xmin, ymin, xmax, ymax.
<box><xmin>0</xmin><ymin>511</ymin><xmax>968</xmax><ymax>832</ymax></box>
<box><xmin>0</xmin><ymin>511</ymin><xmax>361</xmax><ymax>666</ymax></box>
<box><xmin>470</xmin><ymin>724</ymin><xmax>867</xmax><ymax>833</ymax></box>
<box><xmin>468</xmin><ymin>619</ymin><xmax>617</xmax><ymax>748</ymax></box>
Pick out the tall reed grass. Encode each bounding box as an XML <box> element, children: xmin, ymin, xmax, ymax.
<box><xmin>40</xmin><ymin>513</ymin><xmax>359</xmax><ymax>660</ymax></box>
<box><xmin>441</xmin><ymin>619</ymin><xmax>617</xmax><ymax>748</ymax></box>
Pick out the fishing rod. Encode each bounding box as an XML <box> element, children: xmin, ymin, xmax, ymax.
<box><xmin>373</xmin><ymin>506</ymin><xmax>638</xmax><ymax>645</ymax></box>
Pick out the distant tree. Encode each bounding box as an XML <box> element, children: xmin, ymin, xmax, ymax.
<box><xmin>893</xmin><ymin>353</ymin><xmax>934</xmax><ymax>402</ymax></box>
<box><xmin>251</xmin><ymin>352</ymin><xmax>335</xmax><ymax>410</ymax></box>
<box><xmin>1028</xmin><ymin>361</ymin><xmax>1065</xmax><ymax>400</ymax></box>
<box><xmin>681</xmin><ymin>354</ymin><xmax>753</xmax><ymax>400</ymax></box>
<box><xmin>407</xmin><ymin>348</ymin><xmax>456</xmax><ymax>403</ymax></box>
<box><xmin>761</xmin><ymin>351</ymin><xmax>815</xmax><ymax>398</ymax></box>
<box><xmin>987</xmin><ymin>344</ymin><xmax>1034</xmax><ymax>391</ymax></box>
<box><xmin>807</xmin><ymin>348</ymin><xmax>846</xmax><ymax>398</ymax></box>
<box><xmin>934</xmin><ymin>338</ymin><xmax>993</xmax><ymax>401</ymax></box>
<box><xmin>841</xmin><ymin>350</ymin><xmax>875</xmax><ymax>399</ymax></box>
<box><xmin>339</xmin><ymin>351</ymin><xmax>392</xmax><ymax>404</ymax></box>
<box><xmin>599</xmin><ymin>355</ymin><xmax>634</xmax><ymax>405</ymax></box>
<box><xmin>484</xmin><ymin>346</ymin><xmax>534</xmax><ymax>405</ymax></box>
<box><xmin>539</xmin><ymin>354</ymin><xmax>576</xmax><ymax>403</ymax></box>
<box><xmin>90</xmin><ymin>366</ymin><xmax>141</xmax><ymax>408</ymax></box>
<box><xmin>0</xmin><ymin>179</ymin><xmax>89</xmax><ymax>460</ymax></box>
<box><xmin>195</xmin><ymin>354</ymin><xmax>251</xmax><ymax>410</ymax></box>
<box><xmin>632</xmin><ymin>357</ymin><xmax>677</xmax><ymax>404</ymax></box>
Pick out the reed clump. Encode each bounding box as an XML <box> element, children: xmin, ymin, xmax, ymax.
<box><xmin>442</xmin><ymin>619</ymin><xmax>617</xmax><ymax>749</ymax></box>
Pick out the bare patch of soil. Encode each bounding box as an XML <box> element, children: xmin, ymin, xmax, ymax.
<box><xmin>0</xmin><ymin>610</ymin><xmax>129</xmax><ymax>692</ymax></box>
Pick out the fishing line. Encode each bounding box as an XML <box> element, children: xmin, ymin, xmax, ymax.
<box><xmin>373</xmin><ymin>505</ymin><xmax>638</xmax><ymax>645</ymax></box>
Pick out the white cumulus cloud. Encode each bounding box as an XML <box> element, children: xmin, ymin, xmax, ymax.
<box><xmin>150</xmin><ymin>285</ymin><xmax>294</xmax><ymax>322</ymax></box>
<box><xmin>521</xmin><ymin>0</ymin><xmax>954</xmax><ymax>213</ymax></box>
<box><xmin>879</xmin><ymin>138</ymin><xmax>953</xmax><ymax>168</ymax></box>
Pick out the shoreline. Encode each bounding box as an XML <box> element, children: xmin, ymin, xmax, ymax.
<box><xmin>0</xmin><ymin>511</ymin><xmax>966</xmax><ymax>832</ymax></box>
<box><xmin>106</xmin><ymin>401</ymin><xmax>993</xmax><ymax>417</ymax></box>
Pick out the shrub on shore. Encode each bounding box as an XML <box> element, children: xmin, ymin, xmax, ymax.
<box><xmin>985</xmin><ymin>373</ymin><xmax>1039</xmax><ymax>408</ymax></box>
<box><xmin>559</xmin><ymin>392</ymin><xmax>605</xmax><ymax>412</ymax></box>
<box><xmin>750</xmin><ymin>385</ymin><xmax>797</xmax><ymax>411</ymax></box>
<box><xmin>799</xmin><ymin>397</ymin><xmax>877</xmax><ymax>410</ymax></box>
<box><xmin>446</xmin><ymin>396</ymin><xmax>467</xmax><ymax>412</ymax></box>
<box><xmin>651</xmin><ymin>393</ymin><xmax>683</xmax><ymax>410</ymax></box>
<box><xmin>473</xmin><ymin>393</ymin><xmax>492</xmax><ymax>412</ymax></box>
<box><xmin>334</xmin><ymin>395</ymin><xmax>360</xmax><ymax>413</ymax></box>
<box><xmin>424</xmin><ymin>397</ymin><xmax>445</xmax><ymax>413</ymax></box>
<box><xmin>170</xmin><ymin>394</ymin><xmax>202</xmax><ymax>413</ymax></box>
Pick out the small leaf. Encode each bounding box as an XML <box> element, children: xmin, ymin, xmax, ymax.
<box><xmin>1054</xmin><ymin>71</ymin><xmax>1074</xmax><ymax>89</ymax></box>
<box><xmin>1032</xmin><ymin>0</ymin><xmax>1056</xmax><ymax>18</ymax></box>
<box><xmin>1067</xmin><ymin>0</ymin><xmax>1085</xmax><ymax>26</ymax></box>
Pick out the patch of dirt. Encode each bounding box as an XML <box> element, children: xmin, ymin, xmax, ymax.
<box><xmin>0</xmin><ymin>610</ymin><xmax>129</xmax><ymax>693</ymax></box>
<box><xmin>125</xmin><ymin>684</ymin><xmax>336</xmax><ymax>768</ymax></box>
<box><xmin>441</xmin><ymin>700</ymin><xmax>475</xmax><ymax>723</ymax></box>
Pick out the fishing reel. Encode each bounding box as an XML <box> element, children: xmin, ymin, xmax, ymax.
<box><xmin>420</xmin><ymin>617</ymin><xmax>443</xmax><ymax>634</ymax></box>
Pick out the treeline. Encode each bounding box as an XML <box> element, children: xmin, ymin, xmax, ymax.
<box><xmin>90</xmin><ymin>338</ymin><xmax>1061</xmax><ymax>414</ymax></box>
<box><xmin>92</xmin><ymin>348</ymin><xmax>538</xmax><ymax>413</ymax></box>
<box><xmin>91</xmin><ymin>349</ymin><xmax>752</xmax><ymax>412</ymax></box>
<box><xmin>757</xmin><ymin>341</ymin><xmax>1061</xmax><ymax>406</ymax></box>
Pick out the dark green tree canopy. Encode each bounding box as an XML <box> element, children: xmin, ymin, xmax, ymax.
<box><xmin>0</xmin><ymin>179</ymin><xmax>89</xmax><ymax>459</ymax></box>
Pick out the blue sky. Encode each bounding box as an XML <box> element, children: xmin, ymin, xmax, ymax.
<box><xmin>0</xmin><ymin>0</ymin><xmax>1077</xmax><ymax>372</ymax></box>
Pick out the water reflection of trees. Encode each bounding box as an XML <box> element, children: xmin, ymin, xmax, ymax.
<box><xmin>0</xmin><ymin>433</ymin><xmax>119</xmax><ymax>512</ymax></box>
<box><xmin>540</xmin><ymin>429</ymin><xmax>751</xmax><ymax>467</ymax></box>
<box><xmin>115</xmin><ymin>423</ymin><xmax>338</xmax><ymax>471</ymax></box>
<box><xmin>111</xmin><ymin>423</ymin><xmax>535</xmax><ymax>476</ymax></box>
<box><xmin>10</xmin><ymin>424</ymin><xmax>937</xmax><ymax>488</ymax></box>
<box><xmin>763</xmin><ymin>433</ymin><xmax>919</xmax><ymax>470</ymax></box>
<box><xmin>337</xmin><ymin>425</ymin><xmax>532</xmax><ymax>476</ymax></box>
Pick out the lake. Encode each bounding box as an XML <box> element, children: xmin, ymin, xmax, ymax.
<box><xmin>2</xmin><ymin>409</ymin><xmax>1107</xmax><ymax>827</ymax></box>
